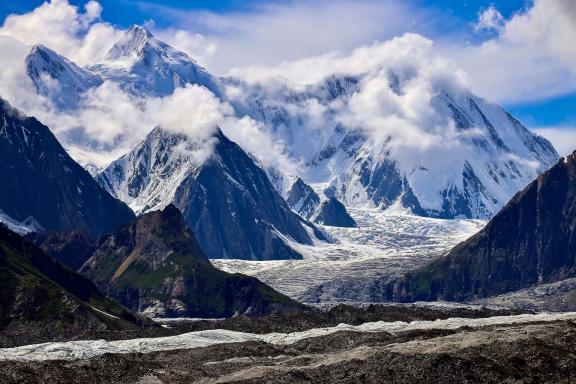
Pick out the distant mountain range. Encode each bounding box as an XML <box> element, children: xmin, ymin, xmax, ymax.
<box><xmin>23</xmin><ymin>24</ymin><xmax>559</xmax><ymax>224</ymax></box>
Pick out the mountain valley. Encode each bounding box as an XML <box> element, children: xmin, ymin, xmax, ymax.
<box><xmin>0</xmin><ymin>1</ymin><xmax>575</xmax><ymax>381</ymax></box>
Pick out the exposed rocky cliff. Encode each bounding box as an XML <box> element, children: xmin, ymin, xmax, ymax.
<box><xmin>0</xmin><ymin>97</ymin><xmax>135</xmax><ymax>237</ymax></box>
<box><xmin>79</xmin><ymin>205</ymin><xmax>306</xmax><ymax>317</ymax></box>
<box><xmin>389</xmin><ymin>152</ymin><xmax>576</xmax><ymax>302</ymax></box>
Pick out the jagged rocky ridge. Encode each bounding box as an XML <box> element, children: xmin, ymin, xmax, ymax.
<box><xmin>387</xmin><ymin>151</ymin><xmax>576</xmax><ymax>302</ymax></box>
<box><xmin>286</xmin><ymin>178</ymin><xmax>321</xmax><ymax>220</ymax></box>
<box><xmin>0</xmin><ymin>97</ymin><xmax>135</xmax><ymax>237</ymax></box>
<box><xmin>0</xmin><ymin>224</ymin><xmax>145</xmax><ymax>347</ymax></box>
<box><xmin>98</xmin><ymin>127</ymin><xmax>326</xmax><ymax>260</ymax></box>
<box><xmin>42</xmin><ymin>204</ymin><xmax>306</xmax><ymax>317</ymax></box>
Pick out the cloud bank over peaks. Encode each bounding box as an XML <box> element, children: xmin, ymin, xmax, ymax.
<box><xmin>0</xmin><ymin>0</ymin><xmax>121</xmax><ymax>66</ymax></box>
<box><xmin>0</xmin><ymin>0</ymin><xmax>566</xmax><ymax>174</ymax></box>
<box><xmin>37</xmin><ymin>82</ymin><xmax>252</xmax><ymax>169</ymax></box>
<box><xmin>455</xmin><ymin>0</ymin><xmax>576</xmax><ymax>103</ymax></box>
<box><xmin>227</xmin><ymin>33</ymin><xmax>473</xmax><ymax>162</ymax></box>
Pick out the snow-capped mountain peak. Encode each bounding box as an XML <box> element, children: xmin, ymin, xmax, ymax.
<box><xmin>104</xmin><ymin>24</ymin><xmax>154</xmax><ymax>61</ymax></box>
<box><xmin>226</xmin><ymin>71</ymin><xmax>559</xmax><ymax>219</ymax></box>
<box><xmin>89</xmin><ymin>25</ymin><xmax>216</xmax><ymax>97</ymax></box>
<box><xmin>98</xmin><ymin>126</ymin><xmax>327</xmax><ymax>260</ymax></box>
<box><xmin>98</xmin><ymin>125</ymin><xmax>207</xmax><ymax>215</ymax></box>
<box><xmin>21</xmin><ymin>25</ymin><xmax>560</xmax><ymax>221</ymax></box>
<box><xmin>25</xmin><ymin>44</ymin><xmax>102</xmax><ymax>108</ymax></box>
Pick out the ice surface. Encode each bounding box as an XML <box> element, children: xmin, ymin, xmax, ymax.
<box><xmin>213</xmin><ymin>208</ymin><xmax>485</xmax><ymax>302</ymax></box>
<box><xmin>1</xmin><ymin>312</ymin><xmax>574</xmax><ymax>362</ymax></box>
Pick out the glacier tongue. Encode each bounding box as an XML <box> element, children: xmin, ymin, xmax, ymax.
<box><xmin>2</xmin><ymin>312</ymin><xmax>575</xmax><ymax>362</ymax></box>
<box><xmin>213</xmin><ymin>208</ymin><xmax>486</xmax><ymax>302</ymax></box>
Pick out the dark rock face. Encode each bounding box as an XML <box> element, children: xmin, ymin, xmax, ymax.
<box><xmin>26</xmin><ymin>230</ymin><xmax>94</xmax><ymax>271</ymax></box>
<box><xmin>0</xmin><ymin>98</ymin><xmax>135</xmax><ymax>237</ymax></box>
<box><xmin>314</xmin><ymin>198</ymin><xmax>357</xmax><ymax>228</ymax></box>
<box><xmin>286</xmin><ymin>178</ymin><xmax>356</xmax><ymax>228</ymax></box>
<box><xmin>355</xmin><ymin>156</ymin><xmax>405</xmax><ymax>209</ymax></box>
<box><xmin>173</xmin><ymin>131</ymin><xmax>319</xmax><ymax>260</ymax></box>
<box><xmin>389</xmin><ymin>152</ymin><xmax>576</xmax><ymax>302</ymax></box>
<box><xmin>99</xmin><ymin>128</ymin><xmax>324</xmax><ymax>261</ymax></box>
<box><xmin>80</xmin><ymin>205</ymin><xmax>306</xmax><ymax>318</ymax></box>
<box><xmin>0</xmin><ymin>225</ymin><xmax>143</xmax><ymax>346</ymax></box>
<box><xmin>286</xmin><ymin>178</ymin><xmax>321</xmax><ymax>220</ymax></box>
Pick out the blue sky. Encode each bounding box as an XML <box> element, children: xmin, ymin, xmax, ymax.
<box><xmin>0</xmin><ymin>0</ymin><xmax>575</xmax><ymax>151</ymax></box>
<box><xmin>0</xmin><ymin>1</ymin><xmax>527</xmax><ymax>26</ymax></box>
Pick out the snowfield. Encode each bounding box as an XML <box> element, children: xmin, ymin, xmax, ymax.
<box><xmin>213</xmin><ymin>208</ymin><xmax>485</xmax><ymax>302</ymax></box>
<box><xmin>1</xmin><ymin>312</ymin><xmax>574</xmax><ymax>362</ymax></box>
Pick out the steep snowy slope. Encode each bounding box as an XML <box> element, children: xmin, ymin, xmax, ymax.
<box><xmin>88</xmin><ymin>25</ymin><xmax>217</xmax><ymax>97</ymax></box>
<box><xmin>98</xmin><ymin>127</ymin><xmax>326</xmax><ymax>260</ymax></box>
<box><xmin>25</xmin><ymin>44</ymin><xmax>102</xmax><ymax>108</ymax></box>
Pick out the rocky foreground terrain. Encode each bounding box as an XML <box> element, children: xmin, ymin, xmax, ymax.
<box><xmin>1</xmin><ymin>305</ymin><xmax>576</xmax><ymax>383</ymax></box>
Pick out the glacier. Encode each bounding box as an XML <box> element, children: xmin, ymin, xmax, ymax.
<box><xmin>1</xmin><ymin>311</ymin><xmax>575</xmax><ymax>362</ymax></box>
<box><xmin>213</xmin><ymin>208</ymin><xmax>485</xmax><ymax>301</ymax></box>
